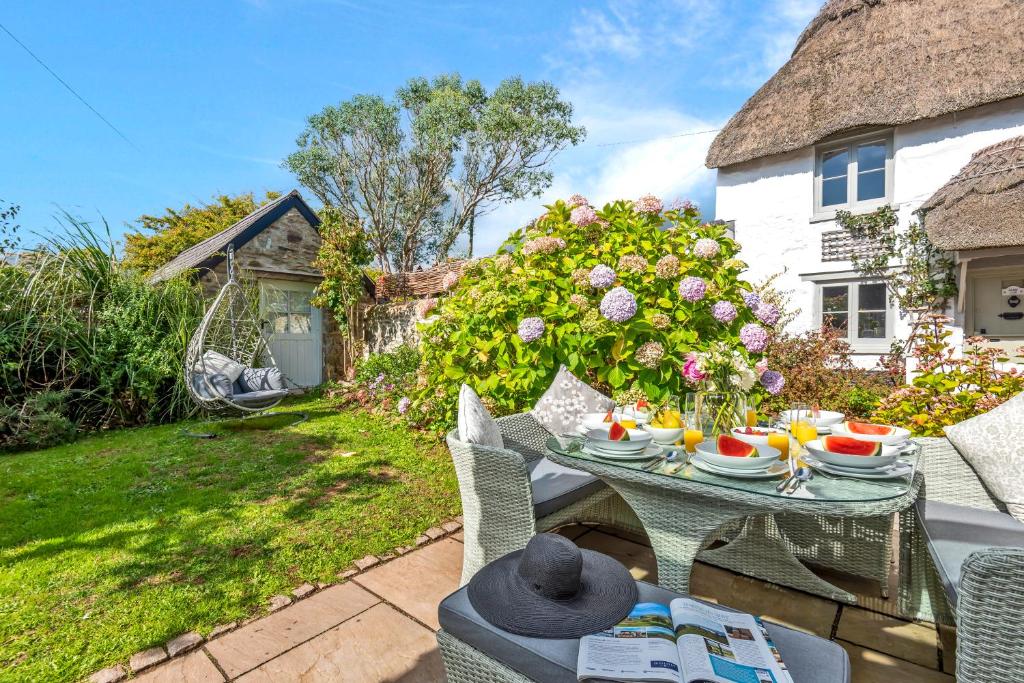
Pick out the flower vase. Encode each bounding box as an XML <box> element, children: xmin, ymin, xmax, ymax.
<box><xmin>695</xmin><ymin>392</ymin><xmax>747</xmax><ymax>437</ymax></box>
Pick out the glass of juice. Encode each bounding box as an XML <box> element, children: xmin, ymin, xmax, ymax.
<box><xmin>683</xmin><ymin>428</ymin><xmax>704</xmax><ymax>454</ymax></box>
<box><xmin>745</xmin><ymin>407</ymin><xmax>758</xmax><ymax>428</ymax></box>
<box><xmin>767</xmin><ymin>431</ymin><xmax>790</xmax><ymax>460</ymax></box>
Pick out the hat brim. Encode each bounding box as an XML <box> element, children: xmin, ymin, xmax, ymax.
<box><xmin>467</xmin><ymin>546</ymin><xmax>638</xmax><ymax>639</ymax></box>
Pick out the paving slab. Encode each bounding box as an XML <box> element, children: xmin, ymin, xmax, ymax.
<box><xmin>205</xmin><ymin>582</ymin><xmax>379</xmax><ymax>679</ymax></box>
<box><xmin>133</xmin><ymin>650</ymin><xmax>224</xmax><ymax>683</ymax></box>
<box><xmin>353</xmin><ymin>538</ymin><xmax>463</xmax><ymax>630</ymax></box>
<box><xmin>840</xmin><ymin>641</ymin><xmax>953</xmax><ymax>683</ymax></box>
<box><xmin>235</xmin><ymin>603</ymin><xmax>445</xmax><ymax>683</ymax></box>
<box><xmin>837</xmin><ymin>606</ymin><xmax>939</xmax><ymax>668</ymax></box>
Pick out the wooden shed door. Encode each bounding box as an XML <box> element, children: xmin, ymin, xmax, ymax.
<box><xmin>261</xmin><ymin>279</ymin><xmax>322</xmax><ymax>387</ymax></box>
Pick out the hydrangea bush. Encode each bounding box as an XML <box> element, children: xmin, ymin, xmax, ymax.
<box><xmin>412</xmin><ymin>197</ymin><xmax>778</xmax><ymax>429</ymax></box>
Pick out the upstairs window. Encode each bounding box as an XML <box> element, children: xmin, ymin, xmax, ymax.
<box><xmin>814</xmin><ymin>132</ymin><xmax>892</xmax><ymax>219</ymax></box>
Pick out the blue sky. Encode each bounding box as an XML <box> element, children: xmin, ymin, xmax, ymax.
<box><xmin>1</xmin><ymin>0</ymin><xmax>818</xmax><ymax>257</ymax></box>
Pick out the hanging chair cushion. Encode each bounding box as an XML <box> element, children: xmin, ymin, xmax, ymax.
<box><xmin>191</xmin><ymin>372</ymin><xmax>234</xmax><ymax>400</ymax></box>
<box><xmin>231</xmin><ymin>389</ymin><xmax>291</xmax><ymax>408</ymax></box>
<box><xmin>238</xmin><ymin>367</ymin><xmax>286</xmax><ymax>393</ymax></box>
<box><xmin>200</xmin><ymin>350</ymin><xmax>246</xmax><ymax>383</ymax></box>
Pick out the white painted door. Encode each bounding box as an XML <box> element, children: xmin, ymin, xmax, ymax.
<box><xmin>972</xmin><ymin>273</ymin><xmax>1024</xmax><ymax>338</ymax></box>
<box><xmin>261</xmin><ymin>279</ymin><xmax>322</xmax><ymax>387</ymax></box>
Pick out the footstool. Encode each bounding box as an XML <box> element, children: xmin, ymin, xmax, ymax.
<box><xmin>437</xmin><ymin>580</ymin><xmax>850</xmax><ymax>682</ymax></box>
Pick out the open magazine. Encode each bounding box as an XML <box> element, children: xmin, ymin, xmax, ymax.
<box><xmin>577</xmin><ymin>598</ymin><xmax>792</xmax><ymax>683</ymax></box>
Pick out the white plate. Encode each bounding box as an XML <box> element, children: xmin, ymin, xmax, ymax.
<box><xmin>584</xmin><ymin>427</ymin><xmax>653</xmax><ymax>453</ymax></box>
<box><xmin>804</xmin><ymin>439</ymin><xmax>901</xmax><ymax>469</ymax></box>
<box><xmin>779</xmin><ymin>409</ymin><xmax>844</xmax><ymax>428</ymax></box>
<box><xmin>582</xmin><ymin>443</ymin><xmax>663</xmax><ymax>460</ymax></box>
<box><xmin>695</xmin><ymin>441</ymin><xmax>782</xmax><ymax>469</ymax></box>
<box><xmin>691</xmin><ymin>457</ymin><xmax>789</xmax><ymax>479</ymax></box>
<box><xmin>730</xmin><ymin>427</ymin><xmax>787</xmax><ymax>447</ymax></box>
<box><xmin>804</xmin><ymin>455</ymin><xmax>913</xmax><ymax>480</ymax></box>
<box><xmin>830</xmin><ymin>422</ymin><xmax>911</xmax><ymax>446</ymax></box>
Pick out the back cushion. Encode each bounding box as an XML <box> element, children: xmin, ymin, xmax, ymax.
<box><xmin>458</xmin><ymin>384</ymin><xmax>504</xmax><ymax>448</ymax></box>
<box><xmin>200</xmin><ymin>350</ymin><xmax>245</xmax><ymax>383</ymax></box>
<box><xmin>532</xmin><ymin>365</ymin><xmax>614</xmax><ymax>436</ymax></box>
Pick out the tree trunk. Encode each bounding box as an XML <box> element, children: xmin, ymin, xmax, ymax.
<box><xmin>467</xmin><ymin>214</ymin><xmax>475</xmax><ymax>259</ymax></box>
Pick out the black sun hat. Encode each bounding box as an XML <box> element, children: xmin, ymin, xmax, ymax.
<box><xmin>467</xmin><ymin>533</ymin><xmax>638</xmax><ymax>639</ymax></box>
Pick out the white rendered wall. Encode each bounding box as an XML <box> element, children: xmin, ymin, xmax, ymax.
<box><xmin>715</xmin><ymin>96</ymin><xmax>1024</xmax><ymax>368</ymax></box>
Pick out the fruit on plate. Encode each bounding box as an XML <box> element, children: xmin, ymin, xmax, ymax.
<box><xmin>608</xmin><ymin>422</ymin><xmax>630</xmax><ymax>441</ymax></box>
<box><xmin>651</xmin><ymin>410</ymin><xmax>682</xmax><ymax>429</ymax></box>
<box><xmin>845</xmin><ymin>421</ymin><xmax>897</xmax><ymax>436</ymax></box>
<box><xmin>738</xmin><ymin>426</ymin><xmax>775</xmax><ymax>437</ymax></box>
<box><xmin>821</xmin><ymin>435</ymin><xmax>881</xmax><ymax>456</ymax></box>
<box><xmin>717</xmin><ymin>434</ymin><xmax>757</xmax><ymax>457</ymax></box>
<box><xmin>603</xmin><ymin>408</ymin><xmax>615</xmax><ymax>423</ymax></box>
<box><xmin>636</xmin><ymin>398</ymin><xmax>649</xmax><ymax>409</ymax></box>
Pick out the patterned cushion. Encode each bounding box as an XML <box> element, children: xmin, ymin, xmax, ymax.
<box><xmin>945</xmin><ymin>391</ymin><xmax>1024</xmax><ymax>522</ymax></box>
<box><xmin>238</xmin><ymin>366</ymin><xmax>286</xmax><ymax>393</ymax></box>
<box><xmin>531</xmin><ymin>365</ymin><xmax>614</xmax><ymax>436</ymax></box>
<box><xmin>458</xmin><ymin>384</ymin><xmax>503</xmax><ymax>448</ymax></box>
<box><xmin>200</xmin><ymin>350</ymin><xmax>245</xmax><ymax>383</ymax></box>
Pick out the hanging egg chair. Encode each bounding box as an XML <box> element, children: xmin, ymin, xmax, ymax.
<box><xmin>184</xmin><ymin>246</ymin><xmax>292</xmax><ymax>415</ymax></box>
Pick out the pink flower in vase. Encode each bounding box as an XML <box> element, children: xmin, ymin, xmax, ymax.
<box><xmin>682</xmin><ymin>352</ymin><xmax>707</xmax><ymax>384</ymax></box>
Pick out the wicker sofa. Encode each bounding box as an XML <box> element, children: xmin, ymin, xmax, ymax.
<box><xmin>447</xmin><ymin>412</ymin><xmax>646</xmax><ymax>585</ymax></box>
<box><xmin>900</xmin><ymin>437</ymin><xmax>1024</xmax><ymax>682</ymax></box>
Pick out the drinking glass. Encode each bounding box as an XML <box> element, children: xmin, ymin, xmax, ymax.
<box><xmin>788</xmin><ymin>402</ymin><xmax>817</xmax><ymax>461</ymax></box>
<box><xmin>682</xmin><ymin>393</ymin><xmax>703</xmax><ymax>454</ymax></box>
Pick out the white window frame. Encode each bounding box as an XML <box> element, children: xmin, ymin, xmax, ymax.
<box><xmin>813</xmin><ymin>131</ymin><xmax>894</xmax><ymax>221</ymax></box>
<box><xmin>812</xmin><ymin>277</ymin><xmax>894</xmax><ymax>353</ymax></box>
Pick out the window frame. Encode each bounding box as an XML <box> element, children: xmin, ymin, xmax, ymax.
<box><xmin>814</xmin><ymin>279</ymin><xmax>894</xmax><ymax>353</ymax></box>
<box><xmin>813</xmin><ymin>131</ymin><xmax>894</xmax><ymax>221</ymax></box>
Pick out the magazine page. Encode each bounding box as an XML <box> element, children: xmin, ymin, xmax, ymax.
<box><xmin>669</xmin><ymin>598</ymin><xmax>793</xmax><ymax>683</ymax></box>
<box><xmin>577</xmin><ymin>602</ymin><xmax>682</xmax><ymax>682</ymax></box>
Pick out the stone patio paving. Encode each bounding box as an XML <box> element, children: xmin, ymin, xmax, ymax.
<box><xmin>116</xmin><ymin>525</ymin><xmax>955</xmax><ymax>682</ymax></box>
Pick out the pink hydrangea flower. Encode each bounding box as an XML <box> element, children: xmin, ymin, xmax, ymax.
<box><xmin>570</xmin><ymin>205</ymin><xmax>599</xmax><ymax>226</ymax></box>
<box><xmin>655</xmin><ymin>254</ymin><xmax>680</xmax><ymax>279</ymax></box>
<box><xmin>522</xmin><ymin>236</ymin><xmax>566</xmax><ymax>256</ymax></box>
<box><xmin>694</xmin><ymin>238</ymin><xmax>720</xmax><ymax>259</ymax></box>
<box><xmin>415</xmin><ymin>297</ymin><xmax>437</xmax><ymax>318</ymax></box>
<box><xmin>740</xmin><ymin>323</ymin><xmax>770</xmax><ymax>353</ymax></box>
<box><xmin>635</xmin><ymin>341</ymin><xmax>664</xmax><ymax>368</ymax></box>
<box><xmin>441</xmin><ymin>271</ymin><xmax>460</xmax><ymax>291</ymax></box>
<box><xmin>567</xmin><ymin>193</ymin><xmax>589</xmax><ymax>208</ymax></box>
<box><xmin>634</xmin><ymin>194</ymin><xmax>663</xmax><ymax>214</ymax></box>
<box><xmin>517</xmin><ymin>317</ymin><xmax>545</xmax><ymax>342</ymax></box>
<box><xmin>755</xmin><ymin>302</ymin><xmax>781</xmax><ymax>327</ymax></box>
<box><xmin>678</xmin><ymin>276</ymin><xmax>707</xmax><ymax>302</ymax></box>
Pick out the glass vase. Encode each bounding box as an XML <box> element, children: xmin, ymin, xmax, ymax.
<box><xmin>694</xmin><ymin>391</ymin><xmax>747</xmax><ymax>437</ymax></box>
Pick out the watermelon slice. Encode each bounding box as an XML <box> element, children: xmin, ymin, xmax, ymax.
<box><xmin>845</xmin><ymin>421</ymin><xmax>896</xmax><ymax>436</ymax></box>
<box><xmin>608</xmin><ymin>422</ymin><xmax>630</xmax><ymax>441</ymax></box>
<box><xmin>717</xmin><ymin>434</ymin><xmax>757</xmax><ymax>457</ymax></box>
<box><xmin>603</xmin><ymin>408</ymin><xmax>615</xmax><ymax>423</ymax></box>
<box><xmin>636</xmin><ymin>399</ymin><xmax>649</xmax><ymax>409</ymax></box>
<box><xmin>822</xmin><ymin>435</ymin><xmax>882</xmax><ymax>456</ymax></box>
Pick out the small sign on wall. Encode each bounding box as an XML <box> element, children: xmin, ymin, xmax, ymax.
<box><xmin>1002</xmin><ymin>285</ymin><xmax>1024</xmax><ymax>296</ymax></box>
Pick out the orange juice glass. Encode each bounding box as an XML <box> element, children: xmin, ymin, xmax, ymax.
<box><xmin>767</xmin><ymin>432</ymin><xmax>790</xmax><ymax>460</ymax></box>
<box><xmin>619</xmin><ymin>418</ymin><xmax>638</xmax><ymax>429</ymax></box>
<box><xmin>745</xmin><ymin>409</ymin><xmax>758</xmax><ymax>428</ymax></box>
<box><xmin>793</xmin><ymin>420</ymin><xmax>818</xmax><ymax>445</ymax></box>
<box><xmin>683</xmin><ymin>429</ymin><xmax>704</xmax><ymax>454</ymax></box>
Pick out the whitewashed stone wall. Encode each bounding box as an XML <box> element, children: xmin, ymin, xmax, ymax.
<box><xmin>363</xmin><ymin>302</ymin><xmax>421</xmax><ymax>357</ymax></box>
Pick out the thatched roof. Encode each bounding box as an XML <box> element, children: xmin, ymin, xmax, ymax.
<box><xmin>706</xmin><ymin>0</ymin><xmax>1024</xmax><ymax>169</ymax></box>
<box><xmin>919</xmin><ymin>135</ymin><xmax>1024</xmax><ymax>251</ymax></box>
<box><xmin>374</xmin><ymin>261</ymin><xmax>464</xmax><ymax>301</ymax></box>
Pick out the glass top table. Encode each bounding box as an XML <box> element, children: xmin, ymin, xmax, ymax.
<box><xmin>545</xmin><ymin>435</ymin><xmax>919</xmax><ymax>503</ymax></box>
<box><xmin>544</xmin><ymin>435</ymin><xmax>922</xmax><ymax>603</ymax></box>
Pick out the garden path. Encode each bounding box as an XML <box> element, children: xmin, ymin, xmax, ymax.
<box><xmin>98</xmin><ymin>526</ymin><xmax>954</xmax><ymax>683</ymax></box>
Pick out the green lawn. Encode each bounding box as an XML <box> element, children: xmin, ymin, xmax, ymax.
<box><xmin>0</xmin><ymin>395</ymin><xmax>459</xmax><ymax>682</ymax></box>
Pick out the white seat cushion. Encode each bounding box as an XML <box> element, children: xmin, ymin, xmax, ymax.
<box><xmin>945</xmin><ymin>391</ymin><xmax>1024</xmax><ymax>522</ymax></box>
<box><xmin>458</xmin><ymin>384</ymin><xmax>503</xmax><ymax>448</ymax></box>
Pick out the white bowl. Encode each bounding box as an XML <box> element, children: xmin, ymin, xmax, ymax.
<box><xmin>830</xmin><ymin>422</ymin><xmax>911</xmax><ymax>445</ymax></box>
<box><xmin>580</xmin><ymin>410</ymin><xmax>649</xmax><ymax>430</ymax></box>
<box><xmin>804</xmin><ymin>439</ymin><xmax>901</xmax><ymax>469</ymax></box>
<box><xmin>695</xmin><ymin>441</ymin><xmax>781</xmax><ymax>470</ymax></box>
<box><xmin>585</xmin><ymin>428</ymin><xmax>652</xmax><ymax>453</ymax></box>
<box><xmin>619</xmin><ymin>405</ymin><xmax>652</xmax><ymax>425</ymax></box>
<box><xmin>780</xmin><ymin>409</ymin><xmax>845</xmax><ymax>428</ymax></box>
<box><xmin>729</xmin><ymin>426</ymin><xmax>787</xmax><ymax>447</ymax></box>
<box><xmin>643</xmin><ymin>424</ymin><xmax>685</xmax><ymax>444</ymax></box>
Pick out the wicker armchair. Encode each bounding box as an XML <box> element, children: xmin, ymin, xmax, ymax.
<box><xmin>447</xmin><ymin>413</ymin><xmax>644</xmax><ymax>585</ymax></box>
<box><xmin>900</xmin><ymin>437</ymin><xmax>1024</xmax><ymax>682</ymax></box>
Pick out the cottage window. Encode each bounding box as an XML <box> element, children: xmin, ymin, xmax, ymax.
<box><xmin>817</xmin><ymin>281</ymin><xmax>892</xmax><ymax>351</ymax></box>
<box><xmin>814</xmin><ymin>132</ymin><xmax>893</xmax><ymax>219</ymax></box>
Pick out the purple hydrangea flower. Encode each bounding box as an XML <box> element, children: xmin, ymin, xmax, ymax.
<box><xmin>589</xmin><ymin>264</ymin><xmax>617</xmax><ymax>289</ymax></box>
<box><xmin>517</xmin><ymin>317</ymin><xmax>545</xmax><ymax>342</ymax></box>
<box><xmin>760</xmin><ymin>370</ymin><xmax>785</xmax><ymax>395</ymax></box>
<box><xmin>570</xmin><ymin>205</ymin><xmax>598</xmax><ymax>226</ymax></box>
<box><xmin>755</xmin><ymin>302</ymin><xmax>781</xmax><ymax>327</ymax></box>
<box><xmin>740</xmin><ymin>323</ymin><xmax>770</xmax><ymax>353</ymax></box>
<box><xmin>694</xmin><ymin>238</ymin><xmax>720</xmax><ymax>259</ymax></box>
<box><xmin>397</xmin><ymin>397</ymin><xmax>412</xmax><ymax>414</ymax></box>
<box><xmin>599</xmin><ymin>287</ymin><xmax>638</xmax><ymax>323</ymax></box>
<box><xmin>742</xmin><ymin>291</ymin><xmax>761</xmax><ymax>309</ymax></box>
<box><xmin>711</xmin><ymin>301</ymin><xmax>738</xmax><ymax>323</ymax></box>
<box><xmin>678</xmin><ymin>276</ymin><xmax>707</xmax><ymax>302</ymax></box>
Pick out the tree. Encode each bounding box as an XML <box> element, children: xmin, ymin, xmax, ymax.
<box><xmin>0</xmin><ymin>200</ymin><xmax>19</xmax><ymax>259</ymax></box>
<box><xmin>123</xmin><ymin>192</ymin><xmax>281</xmax><ymax>274</ymax></box>
<box><xmin>310</xmin><ymin>208</ymin><xmax>373</xmax><ymax>332</ymax></box>
<box><xmin>284</xmin><ymin>74</ymin><xmax>585</xmax><ymax>272</ymax></box>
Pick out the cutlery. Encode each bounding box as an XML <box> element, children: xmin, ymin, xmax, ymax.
<box><xmin>641</xmin><ymin>450</ymin><xmax>677</xmax><ymax>472</ymax></box>
<box><xmin>784</xmin><ymin>466</ymin><xmax>812</xmax><ymax>494</ymax></box>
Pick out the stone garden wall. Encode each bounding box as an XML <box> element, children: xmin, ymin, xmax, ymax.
<box><xmin>362</xmin><ymin>301</ymin><xmax>421</xmax><ymax>357</ymax></box>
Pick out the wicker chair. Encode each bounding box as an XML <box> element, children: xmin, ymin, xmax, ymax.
<box><xmin>900</xmin><ymin>437</ymin><xmax>1024</xmax><ymax>682</ymax></box>
<box><xmin>447</xmin><ymin>413</ymin><xmax>645</xmax><ymax>585</ymax></box>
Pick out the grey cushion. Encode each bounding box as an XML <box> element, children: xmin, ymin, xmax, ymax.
<box><xmin>459</xmin><ymin>384</ymin><xmax>504</xmax><ymax>448</ymax></box>
<box><xmin>200</xmin><ymin>350</ymin><xmax>245</xmax><ymax>382</ymax></box>
<box><xmin>439</xmin><ymin>580</ymin><xmax>850</xmax><ymax>683</ymax></box>
<box><xmin>916</xmin><ymin>498</ymin><xmax>1024</xmax><ymax>607</ymax></box>
<box><xmin>528</xmin><ymin>457</ymin><xmax>606</xmax><ymax>519</ymax></box>
<box><xmin>231</xmin><ymin>389</ymin><xmax>290</xmax><ymax>408</ymax></box>
<box><xmin>191</xmin><ymin>372</ymin><xmax>233</xmax><ymax>400</ymax></box>
<box><xmin>238</xmin><ymin>366</ymin><xmax>286</xmax><ymax>393</ymax></box>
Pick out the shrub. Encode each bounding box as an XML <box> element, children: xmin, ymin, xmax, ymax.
<box><xmin>760</xmin><ymin>326</ymin><xmax>891</xmax><ymax>420</ymax></box>
<box><xmin>343</xmin><ymin>346</ymin><xmax>422</xmax><ymax>414</ymax></box>
<box><xmin>872</xmin><ymin>314</ymin><xmax>1024</xmax><ymax>435</ymax></box>
<box><xmin>413</xmin><ymin>197</ymin><xmax>783</xmax><ymax>430</ymax></box>
<box><xmin>0</xmin><ymin>391</ymin><xmax>76</xmax><ymax>451</ymax></box>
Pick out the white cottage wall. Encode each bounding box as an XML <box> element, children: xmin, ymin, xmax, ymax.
<box><xmin>716</xmin><ymin>96</ymin><xmax>1024</xmax><ymax>368</ymax></box>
